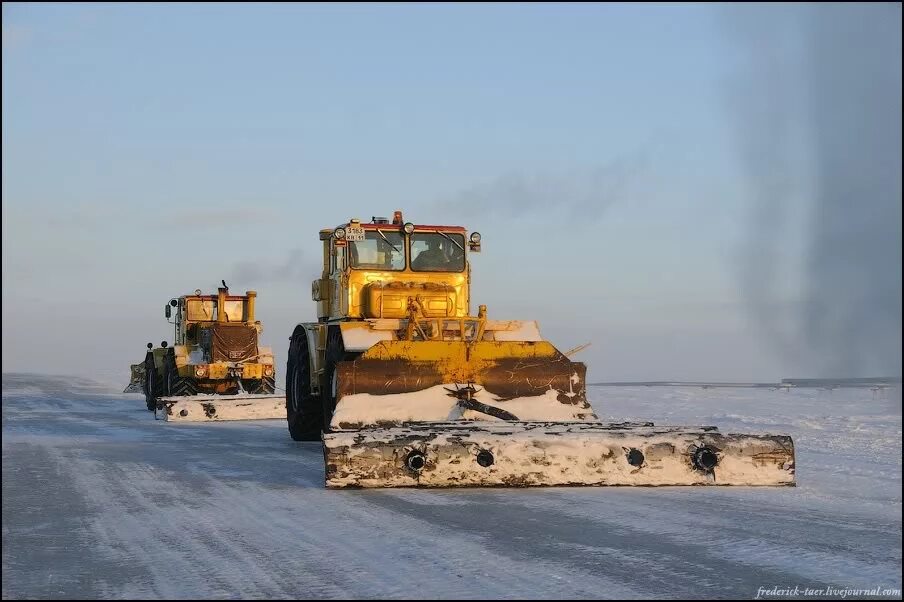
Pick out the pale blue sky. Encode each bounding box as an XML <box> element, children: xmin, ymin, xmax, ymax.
<box><xmin>3</xmin><ymin>3</ymin><xmax>900</xmax><ymax>385</ymax></box>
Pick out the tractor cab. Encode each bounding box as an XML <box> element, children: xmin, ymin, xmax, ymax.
<box><xmin>313</xmin><ymin>211</ymin><xmax>482</xmax><ymax>321</ymax></box>
<box><xmin>163</xmin><ymin>287</ymin><xmax>263</xmax><ymax>367</ymax></box>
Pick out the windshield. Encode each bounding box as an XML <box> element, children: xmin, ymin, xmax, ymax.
<box><xmin>184</xmin><ymin>299</ymin><xmax>246</xmax><ymax>321</ymax></box>
<box><xmin>349</xmin><ymin>231</ymin><xmax>405</xmax><ymax>270</ymax></box>
<box><xmin>410</xmin><ymin>232</ymin><xmax>466</xmax><ymax>272</ymax></box>
<box><xmin>222</xmin><ymin>300</ymin><xmax>245</xmax><ymax>322</ymax></box>
<box><xmin>186</xmin><ymin>299</ymin><xmax>216</xmax><ymax>321</ymax></box>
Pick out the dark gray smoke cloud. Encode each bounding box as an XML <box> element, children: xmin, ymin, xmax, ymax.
<box><xmin>804</xmin><ymin>4</ymin><xmax>902</xmax><ymax>377</ymax></box>
<box><xmin>231</xmin><ymin>248</ymin><xmax>321</xmax><ymax>286</ymax></box>
<box><xmin>723</xmin><ymin>5</ymin><xmax>804</xmax><ymax>361</ymax></box>
<box><xmin>726</xmin><ymin>3</ymin><xmax>902</xmax><ymax>377</ymax></box>
<box><xmin>433</xmin><ymin>150</ymin><xmax>653</xmax><ymax>222</ymax></box>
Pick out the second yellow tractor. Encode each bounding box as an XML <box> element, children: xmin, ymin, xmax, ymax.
<box><xmin>128</xmin><ymin>284</ymin><xmax>284</xmax><ymax>421</ymax></box>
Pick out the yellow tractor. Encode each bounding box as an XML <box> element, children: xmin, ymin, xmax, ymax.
<box><xmin>287</xmin><ymin>212</ymin><xmax>796</xmax><ymax>488</ymax></box>
<box><xmin>128</xmin><ymin>284</ymin><xmax>284</xmax><ymax>421</ymax></box>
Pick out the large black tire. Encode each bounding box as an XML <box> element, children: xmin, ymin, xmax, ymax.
<box><xmin>244</xmin><ymin>376</ymin><xmax>275</xmax><ymax>395</ymax></box>
<box><xmin>144</xmin><ymin>353</ymin><xmax>159</xmax><ymax>412</ymax></box>
<box><xmin>320</xmin><ymin>327</ymin><xmax>360</xmax><ymax>433</ymax></box>
<box><xmin>286</xmin><ymin>327</ymin><xmax>322</xmax><ymax>441</ymax></box>
<box><xmin>164</xmin><ymin>351</ymin><xmax>197</xmax><ymax>397</ymax></box>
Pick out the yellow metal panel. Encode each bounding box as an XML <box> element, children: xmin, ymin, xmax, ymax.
<box><xmin>242</xmin><ymin>363</ymin><xmax>263</xmax><ymax>379</ymax></box>
<box><xmin>426</xmin><ymin>298</ymin><xmax>451</xmax><ymax>314</ymax></box>
<box><xmin>357</xmin><ymin>340</ymin><xmax>563</xmax><ymax>383</ymax></box>
<box><xmin>362</xmin><ymin>283</ymin><xmax>456</xmax><ymax>318</ymax></box>
<box><xmin>177</xmin><ymin>365</ymin><xmax>196</xmax><ymax>378</ymax></box>
<box><xmin>208</xmin><ymin>363</ymin><xmax>229</xmax><ymax>379</ymax></box>
<box><xmin>362</xmin><ymin>340</ymin><xmax>561</xmax><ymax>361</ymax></box>
<box><xmin>340</xmin><ymin>268</ymin><xmax>469</xmax><ymax>320</ymax></box>
<box><xmin>173</xmin><ymin>346</ymin><xmax>190</xmax><ymax>368</ymax></box>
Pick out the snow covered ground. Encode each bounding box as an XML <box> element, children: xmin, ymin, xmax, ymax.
<box><xmin>2</xmin><ymin>373</ymin><xmax>901</xmax><ymax>599</ymax></box>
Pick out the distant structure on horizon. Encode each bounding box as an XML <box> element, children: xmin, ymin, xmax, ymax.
<box><xmin>590</xmin><ymin>377</ymin><xmax>901</xmax><ymax>391</ymax></box>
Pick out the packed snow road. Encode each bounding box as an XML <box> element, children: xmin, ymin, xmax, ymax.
<box><xmin>2</xmin><ymin>373</ymin><xmax>901</xmax><ymax>599</ymax></box>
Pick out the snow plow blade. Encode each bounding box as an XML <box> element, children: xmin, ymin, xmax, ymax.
<box><xmin>323</xmin><ymin>422</ymin><xmax>796</xmax><ymax>488</ymax></box>
<box><xmin>157</xmin><ymin>394</ymin><xmax>286</xmax><ymax>422</ymax></box>
<box><xmin>123</xmin><ymin>363</ymin><xmax>144</xmax><ymax>393</ymax></box>
<box><xmin>336</xmin><ymin>340</ymin><xmax>591</xmax><ymax>409</ymax></box>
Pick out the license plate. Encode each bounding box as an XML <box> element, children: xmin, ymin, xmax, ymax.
<box><xmin>346</xmin><ymin>225</ymin><xmax>365</xmax><ymax>242</ymax></box>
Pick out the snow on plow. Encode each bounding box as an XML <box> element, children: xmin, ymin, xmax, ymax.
<box><xmin>322</xmin><ymin>356</ymin><xmax>796</xmax><ymax>488</ymax></box>
<box><xmin>157</xmin><ymin>394</ymin><xmax>285</xmax><ymax>422</ymax></box>
<box><xmin>323</xmin><ymin>420</ymin><xmax>795</xmax><ymax>488</ymax></box>
<box><xmin>321</xmin><ymin>334</ymin><xmax>796</xmax><ymax>489</ymax></box>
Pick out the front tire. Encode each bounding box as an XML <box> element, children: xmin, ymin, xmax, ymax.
<box><xmin>321</xmin><ymin>327</ymin><xmax>360</xmax><ymax>433</ymax></box>
<box><xmin>244</xmin><ymin>376</ymin><xmax>275</xmax><ymax>395</ymax></box>
<box><xmin>164</xmin><ymin>351</ymin><xmax>197</xmax><ymax>397</ymax></box>
<box><xmin>144</xmin><ymin>353</ymin><xmax>159</xmax><ymax>411</ymax></box>
<box><xmin>286</xmin><ymin>327</ymin><xmax>322</xmax><ymax>441</ymax></box>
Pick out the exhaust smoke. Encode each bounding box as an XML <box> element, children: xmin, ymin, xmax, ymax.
<box><xmin>725</xmin><ymin>3</ymin><xmax>902</xmax><ymax>377</ymax></box>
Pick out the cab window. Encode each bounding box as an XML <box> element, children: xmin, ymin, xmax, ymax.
<box><xmin>410</xmin><ymin>233</ymin><xmax>465</xmax><ymax>272</ymax></box>
<box><xmin>222</xmin><ymin>300</ymin><xmax>245</xmax><ymax>322</ymax></box>
<box><xmin>349</xmin><ymin>231</ymin><xmax>405</xmax><ymax>270</ymax></box>
<box><xmin>186</xmin><ymin>299</ymin><xmax>216</xmax><ymax>321</ymax></box>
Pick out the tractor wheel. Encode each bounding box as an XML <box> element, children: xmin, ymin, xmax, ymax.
<box><xmin>286</xmin><ymin>327</ymin><xmax>322</xmax><ymax>441</ymax></box>
<box><xmin>260</xmin><ymin>376</ymin><xmax>276</xmax><ymax>394</ymax></box>
<box><xmin>164</xmin><ymin>351</ymin><xmax>197</xmax><ymax>397</ymax></box>
<box><xmin>242</xmin><ymin>376</ymin><xmax>275</xmax><ymax>395</ymax></box>
<box><xmin>144</xmin><ymin>353</ymin><xmax>159</xmax><ymax>412</ymax></box>
<box><xmin>320</xmin><ymin>327</ymin><xmax>360</xmax><ymax>433</ymax></box>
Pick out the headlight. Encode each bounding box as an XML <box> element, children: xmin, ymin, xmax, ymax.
<box><xmin>333</xmin><ymin>227</ymin><xmax>347</xmax><ymax>240</ymax></box>
<box><xmin>470</xmin><ymin>232</ymin><xmax>481</xmax><ymax>243</ymax></box>
<box><xmin>195</xmin><ymin>366</ymin><xmax>207</xmax><ymax>378</ymax></box>
<box><xmin>264</xmin><ymin>366</ymin><xmax>273</xmax><ymax>377</ymax></box>
<box><xmin>403</xmin><ymin>222</ymin><xmax>415</xmax><ymax>234</ymax></box>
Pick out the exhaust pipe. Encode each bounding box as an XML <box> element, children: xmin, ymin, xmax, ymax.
<box><xmin>217</xmin><ymin>287</ymin><xmax>227</xmax><ymax>323</ymax></box>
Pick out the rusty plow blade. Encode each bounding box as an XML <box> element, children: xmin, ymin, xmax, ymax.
<box><xmin>334</xmin><ymin>340</ymin><xmax>598</xmax><ymax>426</ymax></box>
<box><xmin>158</xmin><ymin>394</ymin><xmax>286</xmax><ymax>422</ymax></box>
<box><xmin>323</xmin><ymin>422</ymin><xmax>796</xmax><ymax>488</ymax></box>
